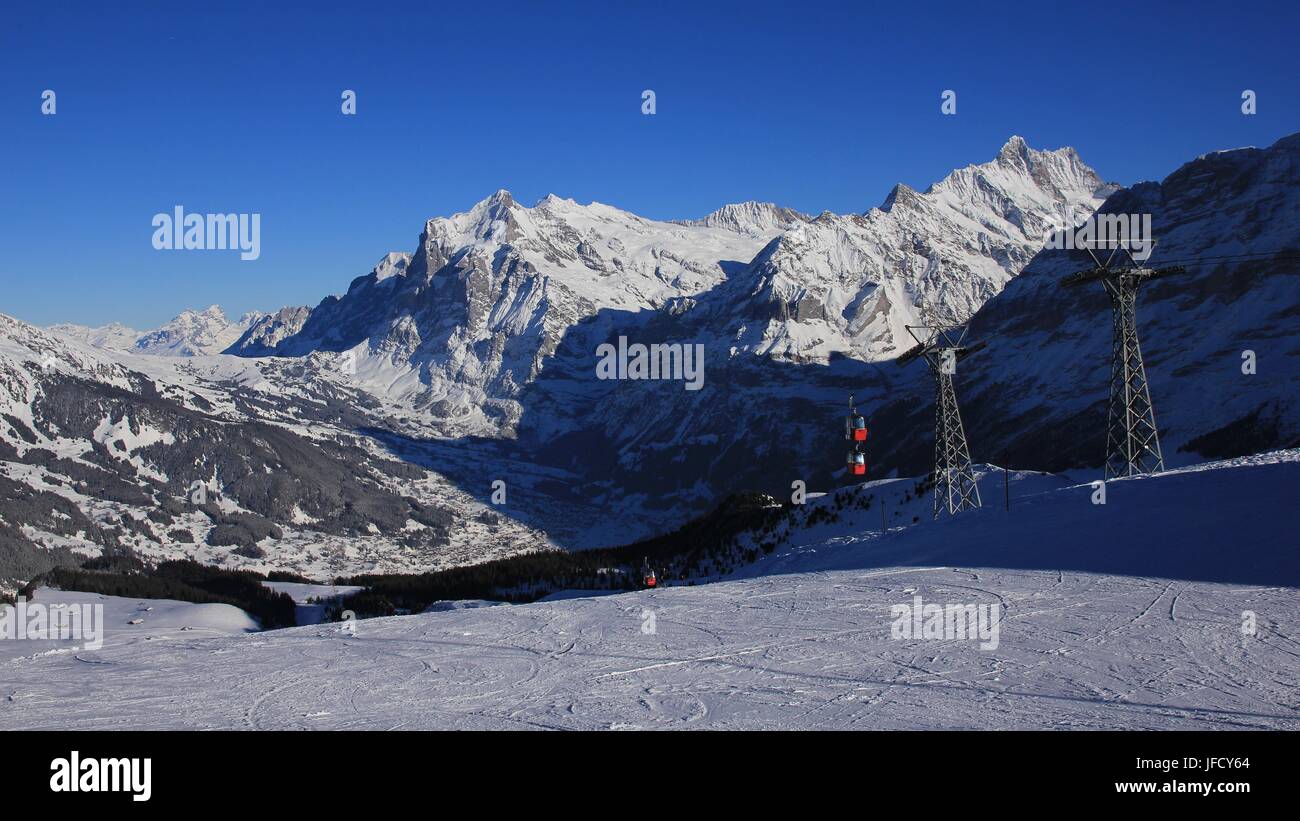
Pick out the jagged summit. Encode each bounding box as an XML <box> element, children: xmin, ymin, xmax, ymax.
<box><xmin>997</xmin><ymin>134</ymin><xmax>1030</xmax><ymax>162</ymax></box>
<box><xmin>536</xmin><ymin>193</ymin><xmax>576</xmax><ymax>208</ymax></box>
<box><xmin>678</xmin><ymin>202</ymin><xmax>811</xmax><ymax>236</ymax></box>
<box><xmin>879</xmin><ymin>182</ymin><xmax>918</xmax><ymax>212</ymax></box>
<box><xmin>371</xmin><ymin>251</ymin><xmax>411</xmax><ymax>282</ymax></box>
<box><xmin>719</xmin><ymin>137</ymin><xmax>1116</xmax><ymax>363</ymax></box>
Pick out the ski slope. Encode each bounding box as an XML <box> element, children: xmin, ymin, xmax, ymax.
<box><xmin>2</xmin><ymin>453</ymin><xmax>1297</xmax><ymax>730</ymax></box>
<box><xmin>0</xmin><ymin>587</ymin><xmax>258</xmax><ymax>667</ymax></box>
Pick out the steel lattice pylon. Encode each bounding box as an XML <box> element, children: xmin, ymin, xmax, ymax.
<box><xmin>931</xmin><ymin>358</ymin><xmax>982</xmax><ymax>517</ymax></box>
<box><xmin>1102</xmin><ymin>274</ymin><xmax>1163</xmax><ymax>478</ymax></box>
<box><xmin>1061</xmin><ymin>246</ymin><xmax>1184</xmax><ymax>479</ymax></box>
<box><xmin>898</xmin><ymin>304</ymin><xmax>985</xmax><ymax>518</ymax></box>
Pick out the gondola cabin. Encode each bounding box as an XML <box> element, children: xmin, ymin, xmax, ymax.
<box><xmin>641</xmin><ymin>558</ymin><xmax>657</xmax><ymax>588</ymax></box>
<box><xmin>846</xmin><ymin>450</ymin><xmax>867</xmax><ymax>476</ymax></box>
<box><xmin>845</xmin><ymin>413</ymin><xmax>868</xmax><ymax>442</ymax></box>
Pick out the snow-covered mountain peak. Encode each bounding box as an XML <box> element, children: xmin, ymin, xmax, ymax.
<box><xmin>51</xmin><ymin>305</ymin><xmax>264</xmax><ymax>358</ymax></box>
<box><xmin>130</xmin><ymin>305</ymin><xmax>263</xmax><ymax>357</ymax></box>
<box><xmin>225</xmin><ymin>305</ymin><xmax>312</xmax><ymax>356</ymax></box>
<box><xmin>182</xmin><ymin>305</ymin><xmax>227</xmax><ymax>325</ymax></box>
<box><xmin>996</xmin><ymin>134</ymin><xmax>1030</xmax><ymax>163</ymax></box>
<box><xmin>535</xmin><ymin>192</ymin><xmax>577</xmax><ymax>209</ymax></box>
<box><xmin>720</xmin><ymin>137</ymin><xmax>1116</xmax><ymax>362</ymax></box>
<box><xmin>47</xmin><ymin>320</ymin><xmax>141</xmax><ymax>351</ymax></box>
<box><xmin>924</xmin><ymin>138</ymin><xmax>1110</xmax><ymax>209</ymax></box>
<box><xmin>426</xmin><ymin>189</ymin><xmax>524</xmax><ymax>248</ymax></box>
<box><xmin>878</xmin><ymin>183</ymin><xmax>919</xmax><ymax>213</ymax></box>
<box><xmin>372</xmin><ymin>252</ymin><xmax>411</xmax><ymax>283</ymax></box>
<box><xmin>679</xmin><ymin>201</ymin><xmax>812</xmax><ymax>236</ymax></box>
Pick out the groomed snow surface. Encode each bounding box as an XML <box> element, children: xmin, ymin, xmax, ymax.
<box><xmin>2</xmin><ymin>452</ymin><xmax>1297</xmax><ymax>730</ymax></box>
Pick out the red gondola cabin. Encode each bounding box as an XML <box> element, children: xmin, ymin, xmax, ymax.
<box><xmin>846</xmin><ymin>450</ymin><xmax>867</xmax><ymax>476</ymax></box>
<box><xmin>845</xmin><ymin>413</ymin><xmax>868</xmax><ymax>442</ymax></box>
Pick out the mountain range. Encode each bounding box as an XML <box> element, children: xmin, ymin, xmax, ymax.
<box><xmin>3</xmin><ymin>133</ymin><xmax>1297</xmax><ymax>591</ymax></box>
<box><xmin>54</xmin><ymin>305</ymin><xmax>265</xmax><ymax>357</ymax></box>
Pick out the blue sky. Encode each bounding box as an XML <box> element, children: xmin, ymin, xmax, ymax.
<box><xmin>2</xmin><ymin>0</ymin><xmax>1297</xmax><ymax>329</ymax></box>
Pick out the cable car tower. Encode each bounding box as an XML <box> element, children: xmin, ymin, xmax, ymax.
<box><xmin>898</xmin><ymin>307</ymin><xmax>986</xmax><ymax>518</ymax></box>
<box><xmin>1060</xmin><ymin>243</ymin><xmax>1184</xmax><ymax>479</ymax></box>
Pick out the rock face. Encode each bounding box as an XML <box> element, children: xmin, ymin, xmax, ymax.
<box><xmin>225</xmin><ymin>306</ymin><xmax>313</xmax><ymax>356</ymax></box>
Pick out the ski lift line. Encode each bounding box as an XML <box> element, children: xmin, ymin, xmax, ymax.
<box><xmin>1132</xmin><ymin>249</ymin><xmax>1300</xmax><ymax>264</ymax></box>
<box><xmin>1139</xmin><ymin>253</ymin><xmax>1300</xmax><ymax>271</ymax></box>
<box><xmin>1054</xmin><ymin>249</ymin><xmax>1300</xmax><ymax>269</ymax></box>
<box><xmin>1021</xmin><ymin>249</ymin><xmax>1298</xmax><ymax>282</ymax></box>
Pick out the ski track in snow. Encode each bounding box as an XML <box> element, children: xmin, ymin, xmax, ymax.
<box><xmin>2</xmin><ymin>565</ymin><xmax>1297</xmax><ymax>731</ymax></box>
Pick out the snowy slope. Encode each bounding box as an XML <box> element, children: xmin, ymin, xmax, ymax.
<box><xmin>2</xmin><ymin>451</ymin><xmax>1296</xmax><ymax>730</ymax></box>
<box><xmin>0</xmin><ymin>586</ymin><xmax>257</xmax><ymax>667</ymax></box>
